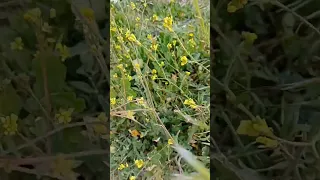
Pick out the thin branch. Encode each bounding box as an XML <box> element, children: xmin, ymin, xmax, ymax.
<box><xmin>0</xmin><ymin>150</ymin><xmax>108</xmax><ymax>164</ymax></box>
<box><xmin>3</xmin><ymin>120</ymin><xmax>106</xmax><ymax>155</ymax></box>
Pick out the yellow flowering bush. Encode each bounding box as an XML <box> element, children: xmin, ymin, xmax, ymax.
<box><xmin>111</xmin><ymin>0</ymin><xmax>209</xmax><ymax>179</ymax></box>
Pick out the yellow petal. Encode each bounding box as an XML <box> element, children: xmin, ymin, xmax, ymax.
<box><xmin>130</xmin><ymin>129</ymin><xmax>140</xmax><ymax>137</ymax></box>
<box><xmin>256</xmin><ymin>136</ymin><xmax>278</xmax><ymax>148</ymax></box>
<box><xmin>236</xmin><ymin>120</ymin><xmax>260</xmax><ymax>137</ymax></box>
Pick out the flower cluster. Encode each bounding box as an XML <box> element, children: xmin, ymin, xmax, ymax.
<box><xmin>10</xmin><ymin>37</ymin><xmax>24</xmax><ymax>51</ymax></box>
<box><xmin>1</xmin><ymin>114</ymin><xmax>18</xmax><ymax>136</ymax></box>
<box><xmin>55</xmin><ymin>108</ymin><xmax>74</xmax><ymax>124</ymax></box>
<box><xmin>56</xmin><ymin>43</ymin><xmax>71</xmax><ymax>62</ymax></box>
<box><xmin>163</xmin><ymin>16</ymin><xmax>173</xmax><ymax>32</ymax></box>
<box><xmin>184</xmin><ymin>98</ymin><xmax>197</xmax><ymax>109</ymax></box>
<box><xmin>237</xmin><ymin>116</ymin><xmax>278</xmax><ymax>148</ymax></box>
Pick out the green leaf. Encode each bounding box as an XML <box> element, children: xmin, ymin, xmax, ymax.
<box><xmin>79</xmin><ymin>53</ymin><xmax>95</xmax><ymax>73</ymax></box>
<box><xmin>71</xmin><ymin>0</ymin><xmax>107</xmax><ymax>21</ymax></box>
<box><xmin>282</xmin><ymin>13</ymin><xmax>295</xmax><ymax>30</ymax></box>
<box><xmin>68</xmin><ymin>81</ymin><xmax>95</xmax><ymax>94</ymax></box>
<box><xmin>0</xmin><ymin>84</ymin><xmax>22</xmax><ymax>116</ymax></box>
<box><xmin>52</xmin><ymin>127</ymin><xmax>87</xmax><ymax>153</ymax></box>
<box><xmin>30</xmin><ymin>117</ymin><xmax>47</xmax><ymax>137</ymax></box>
<box><xmin>174</xmin><ymin>144</ymin><xmax>210</xmax><ymax>180</ymax></box>
<box><xmin>70</xmin><ymin>41</ymin><xmax>89</xmax><ymax>56</ymax></box>
<box><xmin>32</xmin><ymin>51</ymin><xmax>67</xmax><ymax>97</ymax></box>
<box><xmin>51</xmin><ymin>92</ymin><xmax>86</xmax><ymax>113</ymax></box>
<box><xmin>212</xmin><ymin>156</ymin><xmax>268</xmax><ymax>180</ymax></box>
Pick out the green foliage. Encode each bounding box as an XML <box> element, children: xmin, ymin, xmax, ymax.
<box><xmin>0</xmin><ymin>0</ymin><xmax>108</xmax><ymax>179</ymax></box>
<box><xmin>0</xmin><ymin>83</ymin><xmax>22</xmax><ymax>116</ymax></box>
<box><xmin>213</xmin><ymin>0</ymin><xmax>320</xmax><ymax>179</ymax></box>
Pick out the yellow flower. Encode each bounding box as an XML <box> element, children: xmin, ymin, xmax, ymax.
<box><xmin>117</xmin><ymin>36</ymin><xmax>124</xmax><ymax>43</ymax></box>
<box><xmin>80</xmin><ymin>8</ymin><xmax>95</xmax><ymax>21</ymax></box>
<box><xmin>118</xmin><ymin>27</ymin><xmax>123</xmax><ymax>33</ymax></box>
<box><xmin>130</xmin><ymin>176</ymin><xmax>136</xmax><ymax>180</ymax></box>
<box><xmin>252</xmin><ymin>117</ymin><xmax>274</xmax><ymax>137</ymax></box>
<box><xmin>256</xmin><ymin>136</ymin><xmax>278</xmax><ymax>148</ymax></box>
<box><xmin>151</xmin><ymin>74</ymin><xmax>157</xmax><ymax>80</ymax></box>
<box><xmin>136</xmin><ymin>40</ymin><xmax>142</xmax><ymax>46</ymax></box>
<box><xmin>167</xmin><ymin>43</ymin><xmax>172</xmax><ymax>50</ymax></box>
<box><xmin>118</xmin><ymin>163</ymin><xmax>129</xmax><ymax>170</ymax></box>
<box><xmin>125</xmin><ymin>30</ymin><xmax>131</xmax><ymax>38</ymax></box>
<box><xmin>137</xmin><ymin>97</ymin><xmax>145</xmax><ymax>105</ymax></box>
<box><xmin>168</xmin><ymin>138</ymin><xmax>174</xmax><ymax>145</ymax></box>
<box><xmin>111</xmin><ymin>27</ymin><xmax>117</xmax><ymax>32</ymax></box>
<box><xmin>115</xmin><ymin>45</ymin><xmax>121</xmax><ymax>50</ymax></box>
<box><xmin>23</xmin><ymin>8</ymin><xmax>41</xmax><ymax>23</ymax></box>
<box><xmin>151</xmin><ymin>44</ymin><xmax>158</xmax><ymax>51</ymax></box>
<box><xmin>186</xmin><ymin>71</ymin><xmax>191</xmax><ymax>76</ymax></box>
<box><xmin>127</xmin><ymin>111</ymin><xmax>135</xmax><ymax>119</ymax></box>
<box><xmin>1</xmin><ymin>114</ymin><xmax>18</xmax><ymax>136</ymax></box>
<box><xmin>130</xmin><ymin>2</ymin><xmax>136</xmax><ymax>10</ymax></box>
<box><xmin>110</xmin><ymin>97</ymin><xmax>116</xmax><ymax>105</ymax></box>
<box><xmin>227</xmin><ymin>4</ymin><xmax>237</xmax><ymax>13</ymax></box>
<box><xmin>56</xmin><ymin>43</ymin><xmax>71</xmax><ymax>62</ymax></box>
<box><xmin>172</xmin><ymin>40</ymin><xmax>177</xmax><ymax>46</ymax></box>
<box><xmin>147</xmin><ymin>34</ymin><xmax>153</xmax><ymax>41</ymax></box>
<box><xmin>127</xmin><ymin>75</ymin><xmax>133</xmax><ymax>81</ymax></box>
<box><xmin>127</xmin><ymin>34</ymin><xmax>137</xmax><ymax>42</ymax></box>
<box><xmin>241</xmin><ymin>31</ymin><xmax>258</xmax><ymax>44</ymax></box>
<box><xmin>134</xmin><ymin>63</ymin><xmax>140</xmax><ymax>70</ymax></box>
<box><xmin>227</xmin><ymin>0</ymin><xmax>248</xmax><ymax>13</ymax></box>
<box><xmin>55</xmin><ymin>108</ymin><xmax>74</xmax><ymax>124</ymax></box>
<box><xmin>189</xmin><ymin>33</ymin><xmax>194</xmax><ymax>38</ymax></box>
<box><xmin>125</xmin><ymin>53</ymin><xmax>130</xmax><ymax>59</ymax></box>
<box><xmin>180</xmin><ymin>56</ymin><xmax>188</xmax><ymax>66</ymax></box>
<box><xmin>135</xmin><ymin>159</ymin><xmax>144</xmax><ymax>168</ymax></box>
<box><xmin>10</xmin><ymin>37</ymin><xmax>24</xmax><ymax>51</ymax></box>
<box><xmin>152</xmin><ymin>69</ymin><xmax>157</xmax><ymax>74</ymax></box>
<box><xmin>152</xmin><ymin>14</ymin><xmax>158</xmax><ymax>22</ymax></box>
<box><xmin>130</xmin><ymin>129</ymin><xmax>140</xmax><ymax>137</ymax></box>
<box><xmin>188</xmin><ymin>38</ymin><xmax>196</xmax><ymax>48</ymax></box>
<box><xmin>236</xmin><ymin>116</ymin><xmax>274</xmax><ymax>137</ymax></box>
<box><xmin>127</xmin><ymin>96</ymin><xmax>133</xmax><ymax>101</ymax></box>
<box><xmin>184</xmin><ymin>98</ymin><xmax>197</xmax><ymax>109</ymax></box>
<box><xmin>117</xmin><ymin>64</ymin><xmax>126</xmax><ymax>72</ymax></box>
<box><xmin>163</xmin><ymin>16</ymin><xmax>173</xmax><ymax>32</ymax></box>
